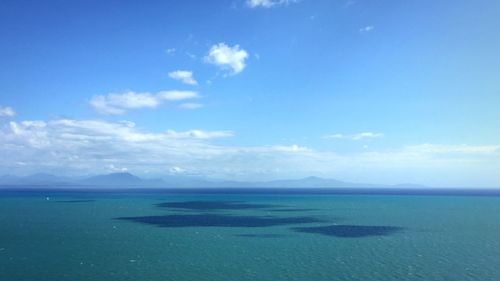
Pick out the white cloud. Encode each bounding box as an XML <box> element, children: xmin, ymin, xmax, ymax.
<box><xmin>179</xmin><ymin>103</ymin><xmax>203</xmax><ymax>110</ymax></box>
<box><xmin>325</xmin><ymin>132</ymin><xmax>384</xmax><ymax>140</ymax></box>
<box><xmin>0</xmin><ymin>118</ymin><xmax>237</xmax><ymax>174</ymax></box>
<box><xmin>1</xmin><ymin>118</ymin><xmax>500</xmax><ymax>186</ymax></box>
<box><xmin>359</xmin><ymin>25</ymin><xmax>375</xmax><ymax>33</ymax></box>
<box><xmin>0</xmin><ymin>106</ymin><xmax>16</xmax><ymax>117</ymax></box>
<box><xmin>90</xmin><ymin>92</ymin><xmax>159</xmax><ymax>115</ymax></box>
<box><xmin>404</xmin><ymin>144</ymin><xmax>500</xmax><ymax>154</ymax></box>
<box><xmin>165</xmin><ymin>129</ymin><xmax>234</xmax><ymax>139</ymax></box>
<box><xmin>247</xmin><ymin>0</ymin><xmax>296</xmax><ymax>8</ymax></box>
<box><xmin>0</xmin><ymin>118</ymin><xmax>319</xmax><ymax>179</ymax></box>
<box><xmin>168</xmin><ymin>166</ymin><xmax>186</xmax><ymax>174</ymax></box>
<box><xmin>157</xmin><ymin>90</ymin><xmax>199</xmax><ymax>101</ymax></box>
<box><xmin>324</xmin><ymin>134</ymin><xmax>344</xmax><ymax>139</ymax></box>
<box><xmin>168</xmin><ymin>70</ymin><xmax>198</xmax><ymax>85</ymax></box>
<box><xmin>165</xmin><ymin>48</ymin><xmax>176</xmax><ymax>55</ymax></box>
<box><xmin>107</xmin><ymin>164</ymin><xmax>128</xmax><ymax>173</ymax></box>
<box><xmin>271</xmin><ymin>144</ymin><xmax>311</xmax><ymax>153</ymax></box>
<box><xmin>90</xmin><ymin>90</ymin><xmax>199</xmax><ymax>114</ymax></box>
<box><xmin>205</xmin><ymin>43</ymin><xmax>249</xmax><ymax>75</ymax></box>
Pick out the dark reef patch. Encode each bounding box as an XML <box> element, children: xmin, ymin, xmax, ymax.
<box><xmin>268</xmin><ymin>208</ymin><xmax>317</xmax><ymax>212</ymax></box>
<box><xmin>116</xmin><ymin>214</ymin><xmax>323</xmax><ymax>228</ymax></box>
<box><xmin>155</xmin><ymin>200</ymin><xmax>280</xmax><ymax>211</ymax></box>
<box><xmin>293</xmin><ymin>224</ymin><xmax>404</xmax><ymax>238</ymax></box>
<box><xmin>235</xmin><ymin>234</ymin><xmax>287</xmax><ymax>238</ymax></box>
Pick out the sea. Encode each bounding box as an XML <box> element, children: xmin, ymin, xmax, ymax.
<box><xmin>1</xmin><ymin>188</ymin><xmax>499</xmax><ymax>281</ymax></box>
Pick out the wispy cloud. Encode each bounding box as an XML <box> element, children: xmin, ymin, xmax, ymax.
<box><xmin>165</xmin><ymin>48</ymin><xmax>176</xmax><ymax>55</ymax></box>
<box><xmin>0</xmin><ymin>106</ymin><xmax>16</xmax><ymax>117</ymax></box>
<box><xmin>186</xmin><ymin>52</ymin><xmax>197</xmax><ymax>60</ymax></box>
<box><xmin>324</xmin><ymin>132</ymin><xmax>384</xmax><ymax>141</ymax></box>
<box><xmin>1</xmin><ymin>117</ymin><xmax>500</xmax><ymax>186</ymax></box>
<box><xmin>158</xmin><ymin>90</ymin><xmax>199</xmax><ymax>101</ymax></box>
<box><xmin>246</xmin><ymin>0</ymin><xmax>297</xmax><ymax>8</ymax></box>
<box><xmin>168</xmin><ymin>166</ymin><xmax>186</xmax><ymax>174</ymax></box>
<box><xmin>107</xmin><ymin>164</ymin><xmax>128</xmax><ymax>173</ymax></box>
<box><xmin>205</xmin><ymin>43</ymin><xmax>249</xmax><ymax>75</ymax></box>
<box><xmin>0</xmin><ymin>117</ymin><xmax>315</xmax><ymax>178</ymax></box>
<box><xmin>404</xmin><ymin>144</ymin><xmax>500</xmax><ymax>154</ymax></box>
<box><xmin>359</xmin><ymin>25</ymin><xmax>375</xmax><ymax>33</ymax></box>
<box><xmin>168</xmin><ymin>70</ymin><xmax>198</xmax><ymax>85</ymax></box>
<box><xmin>164</xmin><ymin>129</ymin><xmax>234</xmax><ymax>139</ymax></box>
<box><xmin>90</xmin><ymin>90</ymin><xmax>199</xmax><ymax>115</ymax></box>
<box><xmin>345</xmin><ymin>0</ymin><xmax>356</xmax><ymax>7</ymax></box>
<box><xmin>179</xmin><ymin>103</ymin><xmax>204</xmax><ymax>110</ymax></box>
<box><xmin>0</xmin><ymin>118</ymin><xmax>307</xmax><ymax>177</ymax></box>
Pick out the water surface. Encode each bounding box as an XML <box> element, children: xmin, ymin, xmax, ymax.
<box><xmin>1</xmin><ymin>189</ymin><xmax>499</xmax><ymax>280</ymax></box>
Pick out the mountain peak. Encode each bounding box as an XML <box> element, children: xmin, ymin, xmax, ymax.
<box><xmin>80</xmin><ymin>172</ymin><xmax>142</xmax><ymax>185</ymax></box>
<box><xmin>106</xmin><ymin>172</ymin><xmax>136</xmax><ymax>177</ymax></box>
<box><xmin>302</xmin><ymin>176</ymin><xmax>323</xmax><ymax>181</ymax></box>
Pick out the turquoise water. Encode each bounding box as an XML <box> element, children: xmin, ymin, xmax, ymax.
<box><xmin>1</xmin><ymin>191</ymin><xmax>500</xmax><ymax>280</ymax></box>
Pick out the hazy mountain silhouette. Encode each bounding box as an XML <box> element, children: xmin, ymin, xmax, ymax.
<box><xmin>0</xmin><ymin>172</ymin><xmax>424</xmax><ymax>189</ymax></box>
<box><xmin>80</xmin><ymin>172</ymin><xmax>144</xmax><ymax>185</ymax></box>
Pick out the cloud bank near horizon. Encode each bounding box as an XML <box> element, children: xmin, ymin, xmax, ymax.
<box><xmin>1</xmin><ymin>117</ymin><xmax>499</xmax><ymax>187</ymax></box>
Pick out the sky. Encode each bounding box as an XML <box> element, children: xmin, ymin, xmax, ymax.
<box><xmin>0</xmin><ymin>0</ymin><xmax>499</xmax><ymax>187</ymax></box>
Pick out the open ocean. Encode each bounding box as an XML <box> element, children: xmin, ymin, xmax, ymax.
<box><xmin>1</xmin><ymin>188</ymin><xmax>500</xmax><ymax>281</ymax></box>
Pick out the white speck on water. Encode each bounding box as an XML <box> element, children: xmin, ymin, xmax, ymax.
<box><xmin>129</xmin><ymin>259</ymin><xmax>137</xmax><ymax>263</ymax></box>
<box><xmin>45</xmin><ymin>197</ymin><xmax>50</xmax><ymax>201</ymax></box>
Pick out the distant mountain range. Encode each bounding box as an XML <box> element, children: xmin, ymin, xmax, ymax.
<box><xmin>0</xmin><ymin>172</ymin><xmax>425</xmax><ymax>189</ymax></box>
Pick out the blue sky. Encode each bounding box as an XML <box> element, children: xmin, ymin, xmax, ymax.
<box><xmin>1</xmin><ymin>0</ymin><xmax>499</xmax><ymax>187</ymax></box>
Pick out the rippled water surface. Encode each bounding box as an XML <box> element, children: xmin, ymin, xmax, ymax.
<box><xmin>1</xmin><ymin>190</ymin><xmax>499</xmax><ymax>280</ymax></box>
